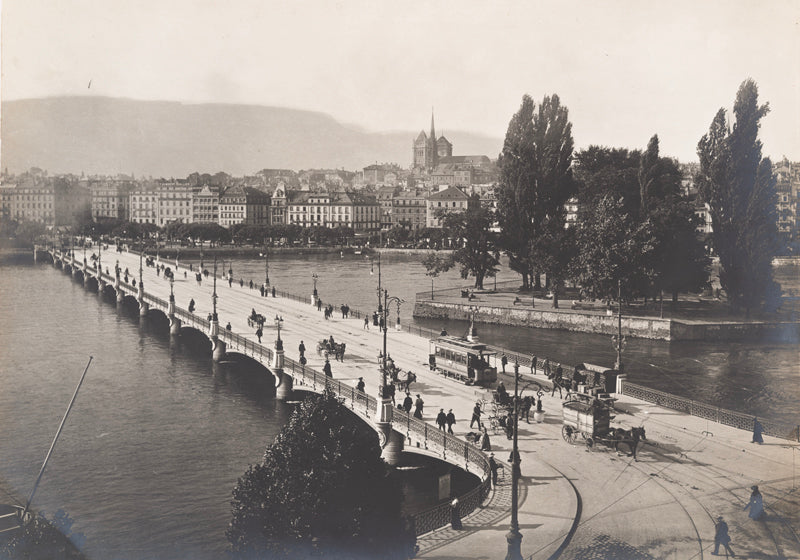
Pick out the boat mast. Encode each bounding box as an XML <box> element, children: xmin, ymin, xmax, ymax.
<box><xmin>22</xmin><ymin>356</ymin><xmax>93</xmax><ymax>518</ymax></box>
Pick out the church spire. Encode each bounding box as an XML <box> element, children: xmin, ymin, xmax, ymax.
<box><xmin>429</xmin><ymin>107</ymin><xmax>438</xmax><ymax>169</ymax></box>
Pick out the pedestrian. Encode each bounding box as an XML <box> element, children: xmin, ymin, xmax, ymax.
<box><xmin>239</xmin><ymin>278</ymin><xmax>244</xmax><ymax>287</ymax></box>
<box><xmin>436</xmin><ymin>409</ymin><xmax>447</xmax><ymax>431</ymax></box>
<box><xmin>530</xmin><ymin>355</ymin><xmax>537</xmax><ymax>375</ymax></box>
<box><xmin>249</xmin><ymin>280</ymin><xmax>254</xmax><ymax>289</ymax></box>
<box><xmin>480</xmin><ymin>427</ymin><xmax>491</xmax><ymax>451</ymax></box>
<box><xmin>712</xmin><ymin>516</ymin><xmax>735</xmax><ymax>557</ymax></box>
<box><xmin>341</xmin><ymin>304</ymin><xmax>346</xmax><ymax>319</ymax></box>
<box><xmin>744</xmin><ymin>485</ymin><xmax>764</xmax><ymax>520</ymax></box>
<box><xmin>501</xmin><ymin>354</ymin><xmax>508</xmax><ymax>373</ymax></box>
<box><xmin>323</xmin><ymin>359</ymin><xmax>332</xmax><ymax>378</ymax></box>
<box><xmin>364</xmin><ymin>316</ymin><xmax>370</xmax><ymax>330</ymax></box>
<box><xmin>752</xmin><ymin>417</ymin><xmax>764</xmax><ymax>444</ymax></box>
<box><xmin>188</xmin><ymin>298</ymin><xmax>195</xmax><ymax>313</ymax></box>
<box><xmin>403</xmin><ymin>392</ymin><xmax>413</xmax><ymax>414</ymax></box>
<box><xmin>505</xmin><ymin>412</ymin><xmax>514</xmax><ymax>440</ymax></box>
<box><xmin>387</xmin><ymin>382</ymin><xmax>396</xmax><ymax>405</ymax></box>
<box><xmin>317</xmin><ymin>298</ymin><xmax>322</xmax><ymax>311</ymax></box>
<box><xmin>414</xmin><ymin>394</ymin><xmax>424</xmax><ymax>419</ymax></box>
<box><xmin>543</xmin><ymin>358</ymin><xmax>550</xmax><ymax>378</ymax></box>
<box><xmin>260</xmin><ymin>285</ymin><xmax>265</xmax><ymax>297</ymax></box>
<box><xmin>521</xmin><ymin>396</ymin><xmax>533</xmax><ymax>423</ymax></box>
<box><xmin>255</xmin><ymin>327</ymin><xmax>262</xmax><ymax>343</ymax></box>
<box><xmin>450</xmin><ymin>498</ymin><xmax>462</xmax><ymax>530</ymax></box>
<box><xmin>272</xmin><ymin>286</ymin><xmax>276</xmax><ymax>297</ymax></box>
<box><xmin>298</xmin><ymin>340</ymin><xmax>306</xmax><ymax>358</ymax></box>
<box><xmin>446</xmin><ymin>409</ymin><xmax>456</xmax><ymax>434</ymax></box>
<box><xmin>225</xmin><ymin>322</ymin><xmax>232</xmax><ymax>331</ymax></box>
<box><xmin>470</xmin><ymin>402</ymin><xmax>483</xmax><ymax>429</ymax></box>
<box><xmin>356</xmin><ymin>377</ymin><xmax>365</xmax><ymax>393</ymax></box>
<box><xmin>488</xmin><ymin>453</ymin><xmax>499</xmax><ymax>486</ymax></box>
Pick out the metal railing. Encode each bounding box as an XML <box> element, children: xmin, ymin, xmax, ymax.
<box><xmin>622</xmin><ymin>382</ymin><xmax>800</xmax><ymax>441</ymax></box>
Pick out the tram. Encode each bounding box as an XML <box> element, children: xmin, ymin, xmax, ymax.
<box><xmin>428</xmin><ymin>336</ymin><xmax>497</xmax><ymax>386</ymax></box>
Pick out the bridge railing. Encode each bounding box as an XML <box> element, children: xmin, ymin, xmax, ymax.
<box><xmin>621</xmin><ymin>381</ymin><xmax>800</xmax><ymax>441</ymax></box>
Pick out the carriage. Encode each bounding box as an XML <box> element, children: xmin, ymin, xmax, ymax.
<box><xmin>561</xmin><ymin>398</ymin><xmax>613</xmax><ymax>448</ymax></box>
<box><xmin>247</xmin><ymin>313</ymin><xmax>266</xmax><ymax>328</ymax></box>
<box><xmin>317</xmin><ymin>339</ymin><xmax>346</xmax><ymax>361</ymax></box>
<box><xmin>561</xmin><ymin>397</ymin><xmax>646</xmax><ymax>457</ymax></box>
<box><xmin>428</xmin><ymin>336</ymin><xmax>497</xmax><ymax>386</ymax></box>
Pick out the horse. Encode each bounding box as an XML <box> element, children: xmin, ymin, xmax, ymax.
<box><xmin>613</xmin><ymin>426</ymin><xmax>647</xmax><ymax>461</ymax></box>
<box><xmin>395</xmin><ymin>370</ymin><xmax>417</xmax><ymax>393</ymax></box>
<box><xmin>333</xmin><ymin>342</ymin><xmax>346</xmax><ymax>362</ymax></box>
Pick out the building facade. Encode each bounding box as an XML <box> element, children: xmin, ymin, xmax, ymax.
<box><xmin>426</xmin><ymin>185</ymin><xmax>472</xmax><ymax>228</ymax></box>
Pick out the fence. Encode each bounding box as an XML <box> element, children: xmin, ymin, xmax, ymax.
<box><xmin>622</xmin><ymin>382</ymin><xmax>800</xmax><ymax>441</ymax></box>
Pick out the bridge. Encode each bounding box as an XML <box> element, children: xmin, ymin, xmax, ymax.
<box><xmin>36</xmin><ymin>245</ymin><xmax>799</xmax><ymax>559</ymax></box>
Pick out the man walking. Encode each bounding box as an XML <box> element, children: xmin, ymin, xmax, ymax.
<box><xmin>403</xmin><ymin>392</ymin><xmax>413</xmax><ymax>414</ymax></box>
<box><xmin>712</xmin><ymin>516</ymin><xmax>735</xmax><ymax>557</ymax></box>
<box><xmin>298</xmin><ymin>340</ymin><xmax>306</xmax><ymax>358</ymax></box>
<box><xmin>436</xmin><ymin>409</ymin><xmax>447</xmax><ymax>431</ymax></box>
<box><xmin>470</xmin><ymin>402</ymin><xmax>483</xmax><ymax>429</ymax></box>
<box><xmin>488</xmin><ymin>453</ymin><xmax>499</xmax><ymax>487</ymax></box>
<box><xmin>446</xmin><ymin>409</ymin><xmax>456</xmax><ymax>434</ymax></box>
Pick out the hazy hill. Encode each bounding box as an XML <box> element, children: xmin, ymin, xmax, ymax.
<box><xmin>0</xmin><ymin>96</ymin><xmax>502</xmax><ymax>177</ymax></box>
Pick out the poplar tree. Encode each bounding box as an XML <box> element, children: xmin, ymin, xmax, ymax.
<box><xmin>696</xmin><ymin>79</ymin><xmax>781</xmax><ymax>315</ymax></box>
<box><xmin>496</xmin><ymin>93</ymin><xmax>575</xmax><ymax>289</ymax></box>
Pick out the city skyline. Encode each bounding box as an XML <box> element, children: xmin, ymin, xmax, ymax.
<box><xmin>2</xmin><ymin>0</ymin><xmax>799</xmax><ymax>164</ymax></box>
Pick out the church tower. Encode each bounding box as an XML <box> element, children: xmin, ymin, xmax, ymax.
<box><xmin>428</xmin><ymin>109</ymin><xmax>438</xmax><ymax>170</ymax></box>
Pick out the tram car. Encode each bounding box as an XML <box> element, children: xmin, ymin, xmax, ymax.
<box><xmin>428</xmin><ymin>336</ymin><xmax>497</xmax><ymax>386</ymax></box>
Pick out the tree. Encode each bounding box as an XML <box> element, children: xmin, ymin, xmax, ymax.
<box><xmin>496</xmin><ymin>94</ymin><xmax>576</xmax><ymax>289</ymax></box>
<box><xmin>696</xmin><ymin>79</ymin><xmax>781</xmax><ymax>314</ymax></box>
<box><xmin>574</xmin><ymin>146</ymin><xmax>641</xmax><ymax>215</ymax></box>
<box><xmin>1</xmin><ymin>509</ymin><xmax>86</xmax><ymax>559</ymax></box>
<box><xmin>576</xmin><ymin>195</ymin><xmax>655</xmax><ymax>301</ymax></box>
<box><xmin>529</xmin><ymin>223</ymin><xmax>578</xmax><ymax>308</ymax></box>
<box><xmin>440</xmin><ymin>198</ymin><xmax>499</xmax><ymax>289</ymax></box>
<box><xmin>227</xmin><ymin>391</ymin><xmax>416</xmax><ymax>560</ymax></box>
<box><xmin>421</xmin><ymin>252</ymin><xmax>454</xmax><ymax>299</ymax></box>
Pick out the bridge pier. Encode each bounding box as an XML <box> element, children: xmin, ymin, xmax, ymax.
<box><xmin>138</xmin><ymin>300</ymin><xmax>149</xmax><ymax>317</ymax></box>
<box><xmin>169</xmin><ymin>315</ymin><xmax>181</xmax><ymax>336</ymax></box>
<box><xmin>275</xmin><ymin>371</ymin><xmax>293</xmax><ymax>401</ymax></box>
<box><xmin>211</xmin><ymin>337</ymin><xmax>227</xmax><ymax>362</ymax></box>
<box><xmin>97</xmin><ymin>280</ymin><xmax>106</xmax><ymax>296</ymax></box>
<box><xmin>375</xmin><ymin>422</ymin><xmax>405</xmax><ymax>466</ymax></box>
<box><xmin>116</xmin><ymin>289</ymin><xmax>124</xmax><ymax>305</ymax></box>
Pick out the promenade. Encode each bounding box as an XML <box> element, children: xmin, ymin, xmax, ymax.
<box><xmin>55</xmin><ymin>249</ymin><xmax>799</xmax><ymax>559</ymax></box>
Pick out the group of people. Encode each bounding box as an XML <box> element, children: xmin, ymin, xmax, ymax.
<box><xmin>435</xmin><ymin>408</ymin><xmax>457</xmax><ymax>434</ymax></box>
<box><xmin>712</xmin><ymin>485</ymin><xmax>766</xmax><ymax>557</ymax></box>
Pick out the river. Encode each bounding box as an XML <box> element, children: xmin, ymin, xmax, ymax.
<box><xmin>0</xmin><ymin>251</ymin><xmax>797</xmax><ymax>558</ymax></box>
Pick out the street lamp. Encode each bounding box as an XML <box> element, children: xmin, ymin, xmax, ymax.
<box><xmin>260</xmin><ymin>239</ymin><xmax>270</xmax><ymax>287</ymax></box>
<box><xmin>169</xmin><ymin>274</ymin><xmax>175</xmax><ymax>304</ymax></box>
<box><xmin>274</xmin><ymin>315</ymin><xmax>284</xmax><ymax>350</ymax></box>
<box><xmin>612</xmin><ymin>279</ymin><xmax>625</xmax><ymax>372</ymax></box>
<box><xmin>371</xmin><ymin>252</ymin><xmax>383</xmax><ymax>313</ymax></box>
<box><xmin>138</xmin><ymin>233</ymin><xmax>144</xmax><ymax>292</ymax></box>
<box><xmin>379</xmin><ymin>289</ymin><xmax>404</xmax><ymax>419</ymax></box>
<box><xmin>212</xmin><ymin>256</ymin><xmax>218</xmax><ymax>322</ymax></box>
<box><xmin>468</xmin><ymin>305</ymin><xmax>479</xmax><ymax>341</ymax></box>
<box><xmin>312</xmin><ymin>272</ymin><xmax>319</xmax><ymax>297</ymax></box>
<box><xmin>505</xmin><ymin>360</ymin><xmax>523</xmax><ymax>560</ymax></box>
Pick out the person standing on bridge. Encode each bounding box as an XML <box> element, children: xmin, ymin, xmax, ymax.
<box><xmin>744</xmin><ymin>485</ymin><xmax>764</xmax><ymax>520</ymax></box>
<box><xmin>188</xmin><ymin>299</ymin><xmax>195</xmax><ymax>313</ymax></box>
<box><xmin>260</xmin><ymin>285</ymin><xmax>265</xmax><ymax>297</ymax></box>
<box><xmin>436</xmin><ymin>409</ymin><xmax>447</xmax><ymax>431</ymax></box>
<box><xmin>488</xmin><ymin>453</ymin><xmax>499</xmax><ymax>486</ymax></box>
<box><xmin>712</xmin><ymin>516</ymin><xmax>735</xmax><ymax>557</ymax></box>
<box><xmin>271</xmin><ymin>286</ymin><xmax>276</xmax><ymax>297</ymax></box>
<box><xmin>255</xmin><ymin>327</ymin><xmax>262</xmax><ymax>343</ymax></box>
<box><xmin>356</xmin><ymin>377</ymin><xmax>365</xmax><ymax>393</ymax></box>
<box><xmin>480</xmin><ymin>427</ymin><xmax>491</xmax><ymax>451</ymax></box>
<box><xmin>446</xmin><ymin>409</ymin><xmax>456</xmax><ymax>434</ymax></box>
<box><xmin>403</xmin><ymin>392</ymin><xmax>413</xmax><ymax>414</ymax></box>
<box><xmin>470</xmin><ymin>403</ymin><xmax>483</xmax><ymax>429</ymax></box>
<box><xmin>752</xmin><ymin>418</ymin><xmax>764</xmax><ymax>444</ymax></box>
<box><xmin>323</xmin><ymin>359</ymin><xmax>332</xmax><ymax>378</ymax></box>
<box><xmin>530</xmin><ymin>355</ymin><xmax>537</xmax><ymax>375</ymax></box>
<box><xmin>500</xmin><ymin>354</ymin><xmax>508</xmax><ymax>373</ymax></box>
<box><xmin>414</xmin><ymin>394</ymin><xmax>424</xmax><ymax>419</ymax></box>
<box><xmin>298</xmin><ymin>341</ymin><xmax>306</xmax><ymax>358</ymax></box>
<box><xmin>363</xmin><ymin>316</ymin><xmax>369</xmax><ymax>330</ymax></box>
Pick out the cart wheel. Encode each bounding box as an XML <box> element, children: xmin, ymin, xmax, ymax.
<box><xmin>562</xmin><ymin>425</ymin><xmax>577</xmax><ymax>444</ymax></box>
<box><xmin>586</xmin><ymin>437</ymin><xmax>594</xmax><ymax>449</ymax></box>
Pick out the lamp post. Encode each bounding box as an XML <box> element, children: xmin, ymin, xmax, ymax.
<box><xmin>505</xmin><ymin>360</ymin><xmax>523</xmax><ymax>560</ymax></box>
<box><xmin>379</xmin><ymin>289</ymin><xmax>404</xmax><ymax>420</ymax></box>
<box><xmin>261</xmin><ymin>239</ymin><xmax>270</xmax><ymax>287</ymax></box>
<box><xmin>372</xmin><ymin>252</ymin><xmax>382</xmax><ymax>313</ymax></box>
<box><xmin>169</xmin><ymin>274</ymin><xmax>175</xmax><ymax>304</ymax></box>
<box><xmin>468</xmin><ymin>305</ymin><xmax>479</xmax><ymax>342</ymax></box>
<box><xmin>212</xmin><ymin>256</ymin><xmax>218</xmax><ymax>322</ymax></box>
<box><xmin>274</xmin><ymin>315</ymin><xmax>284</xmax><ymax>350</ymax></box>
<box><xmin>312</xmin><ymin>272</ymin><xmax>319</xmax><ymax>297</ymax></box>
<box><xmin>138</xmin><ymin>233</ymin><xmax>144</xmax><ymax>292</ymax></box>
<box><xmin>612</xmin><ymin>279</ymin><xmax>625</xmax><ymax>372</ymax></box>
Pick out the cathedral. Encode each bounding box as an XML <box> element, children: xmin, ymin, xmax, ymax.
<box><xmin>412</xmin><ymin>111</ymin><xmax>452</xmax><ymax>171</ymax></box>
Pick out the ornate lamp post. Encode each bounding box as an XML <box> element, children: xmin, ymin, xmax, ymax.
<box><xmin>612</xmin><ymin>279</ymin><xmax>625</xmax><ymax>372</ymax></box>
<box><xmin>260</xmin><ymin>239</ymin><xmax>270</xmax><ymax>287</ymax></box>
<box><xmin>169</xmin><ymin>274</ymin><xmax>175</xmax><ymax>304</ymax></box>
<box><xmin>505</xmin><ymin>360</ymin><xmax>523</xmax><ymax>560</ymax></box>
<box><xmin>212</xmin><ymin>256</ymin><xmax>218</xmax><ymax>322</ymax></box>
<box><xmin>138</xmin><ymin>233</ymin><xmax>144</xmax><ymax>293</ymax></box>
<box><xmin>379</xmin><ymin>289</ymin><xmax>404</xmax><ymax>420</ymax></box>
<box><xmin>274</xmin><ymin>315</ymin><xmax>284</xmax><ymax>350</ymax></box>
<box><xmin>468</xmin><ymin>305</ymin><xmax>479</xmax><ymax>342</ymax></box>
<box><xmin>312</xmin><ymin>272</ymin><xmax>319</xmax><ymax>297</ymax></box>
<box><xmin>371</xmin><ymin>252</ymin><xmax>383</xmax><ymax>313</ymax></box>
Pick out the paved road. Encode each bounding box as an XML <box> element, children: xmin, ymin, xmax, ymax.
<box><xmin>67</xmin><ymin>250</ymin><xmax>800</xmax><ymax>559</ymax></box>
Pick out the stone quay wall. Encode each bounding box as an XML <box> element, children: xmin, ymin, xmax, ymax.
<box><xmin>413</xmin><ymin>300</ymin><xmax>799</xmax><ymax>342</ymax></box>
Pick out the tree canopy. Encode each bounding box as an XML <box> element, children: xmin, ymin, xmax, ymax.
<box><xmin>227</xmin><ymin>391</ymin><xmax>416</xmax><ymax>560</ymax></box>
<box><xmin>440</xmin><ymin>198</ymin><xmax>499</xmax><ymax>289</ymax></box>
<box><xmin>696</xmin><ymin>79</ymin><xmax>781</xmax><ymax>314</ymax></box>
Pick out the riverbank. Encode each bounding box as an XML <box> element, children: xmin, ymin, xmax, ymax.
<box><xmin>414</xmin><ymin>283</ymin><xmax>800</xmax><ymax>342</ymax></box>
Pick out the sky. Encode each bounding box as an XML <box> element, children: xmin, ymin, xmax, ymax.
<box><xmin>2</xmin><ymin>0</ymin><xmax>799</xmax><ymax>162</ymax></box>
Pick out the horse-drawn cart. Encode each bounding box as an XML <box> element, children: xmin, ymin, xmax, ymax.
<box><xmin>561</xmin><ymin>398</ymin><xmax>612</xmax><ymax>448</ymax></box>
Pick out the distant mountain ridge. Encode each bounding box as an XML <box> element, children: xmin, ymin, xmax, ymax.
<box><xmin>0</xmin><ymin>96</ymin><xmax>502</xmax><ymax>177</ymax></box>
